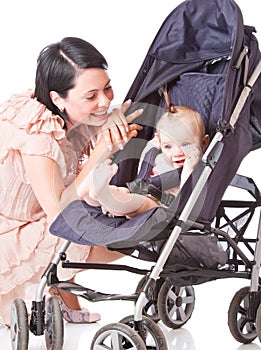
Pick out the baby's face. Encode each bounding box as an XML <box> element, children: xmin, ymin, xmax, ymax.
<box><xmin>159</xmin><ymin>119</ymin><xmax>203</xmax><ymax>169</ymax></box>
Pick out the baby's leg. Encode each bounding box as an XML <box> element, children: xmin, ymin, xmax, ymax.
<box><xmin>77</xmin><ymin>160</ymin><xmax>118</xmax><ymax>205</ymax></box>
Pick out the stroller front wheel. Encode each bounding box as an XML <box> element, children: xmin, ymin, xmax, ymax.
<box><xmin>119</xmin><ymin>314</ymin><xmax>167</xmax><ymax>349</ymax></box>
<box><xmin>10</xmin><ymin>298</ymin><xmax>29</xmax><ymax>350</ymax></box>
<box><xmin>91</xmin><ymin>323</ymin><xmax>147</xmax><ymax>350</ymax></box>
<box><xmin>45</xmin><ymin>296</ymin><xmax>64</xmax><ymax>350</ymax></box>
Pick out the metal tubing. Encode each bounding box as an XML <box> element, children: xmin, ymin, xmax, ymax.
<box><xmin>34</xmin><ymin>240</ymin><xmax>71</xmax><ymax>302</ymax></box>
<box><xmin>250</xmin><ymin>209</ymin><xmax>261</xmax><ymax>292</ymax></box>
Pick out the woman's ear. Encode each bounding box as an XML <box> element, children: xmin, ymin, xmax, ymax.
<box><xmin>49</xmin><ymin>91</ymin><xmax>64</xmax><ymax>111</ymax></box>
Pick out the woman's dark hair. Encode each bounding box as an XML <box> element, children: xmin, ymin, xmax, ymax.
<box><xmin>34</xmin><ymin>37</ymin><xmax>108</xmax><ymax>117</ymax></box>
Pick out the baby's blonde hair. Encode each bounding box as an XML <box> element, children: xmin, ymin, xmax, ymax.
<box><xmin>156</xmin><ymin>106</ymin><xmax>206</xmax><ymax>140</ymax></box>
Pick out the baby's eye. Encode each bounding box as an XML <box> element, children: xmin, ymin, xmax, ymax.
<box><xmin>163</xmin><ymin>144</ymin><xmax>172</xmax><ymax>150</ymax></box>
<box><xmin>182</xmin><ymin>142</ymin><xmax>191</xmax><ymax>147</ymax></box>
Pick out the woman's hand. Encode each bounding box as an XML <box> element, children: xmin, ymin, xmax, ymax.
<box><xmin>99</xmin><ymin>99</ymin><xmax>143</xmax><ymax>152</ymax></box>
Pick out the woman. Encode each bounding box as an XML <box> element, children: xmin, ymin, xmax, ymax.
<box><xmin>0</xmin><ymin>37</ymin><xmax>143</xmax><ymax>325</ymax></box>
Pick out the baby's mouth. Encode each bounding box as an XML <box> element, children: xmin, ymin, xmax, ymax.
<box><xmin>174</xmin><ymin>159</ymin><xmax>185</xmax><ymax>167</ymax></box>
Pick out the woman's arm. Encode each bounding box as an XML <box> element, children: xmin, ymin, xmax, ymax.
<box><xmin>22</xmin><ymin>154</ymin><xmax>73</xmax><ymax>222</ymax></box>
<box><xmin>22</xmin><ymin>102</ymin><xmax>144</xmax><ymax>221</ymax></box>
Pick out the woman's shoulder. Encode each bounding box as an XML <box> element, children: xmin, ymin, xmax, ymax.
<box><xmin>0</xmin><ymin>89</ymin><xmax>65</xmax><ymax>141</ymax></box>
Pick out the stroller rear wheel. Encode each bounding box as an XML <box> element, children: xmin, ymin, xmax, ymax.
<box><xmin>90</xmin><ymin>323</ymin><xmax>147</xmax><ymax>349</ymax></box>
<box><xmin>45</xmin><ymin>296</ymin><xmax>64</xmax><ymax>350</ymax></box>
<box><xmin>228</xmin><ymin>286</ymin><xmax>257</xmax><ymax>344</ymax></box>
<box><xmin>157</xmin><ymin>283</ymin><xmax>195</xmax><ymax>329</ymax></box>
<box><xmin>135</xmin><ymin>276</ymin><xmax>163</xmax><ymax>322</ymax></box>
<box><xmin>119</xmin><ymin>314</ymin><xmax>167</xmax><ymax>349</ymax></box>
<box><xmin>10</xmin><ymin>298</ymin><xmax>29</xmax><ymax>350</ymax></box>
<box><xmin>255</xmin><ymin>303</ymin><xmax>261</xmax><ymax>342</ymax></box>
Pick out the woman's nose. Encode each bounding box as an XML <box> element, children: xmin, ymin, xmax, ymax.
<box><xmin>97</xmin><ymin>92</ymin><xmax>111</xmax><ymax>108</ymax></box>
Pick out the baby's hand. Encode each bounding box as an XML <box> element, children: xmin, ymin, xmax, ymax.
<box><xmin>181</xmin><ymin>144</ymin><xmax>202</xmax><ymax>186</ymax></box>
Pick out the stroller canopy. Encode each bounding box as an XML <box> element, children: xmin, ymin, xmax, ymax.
<box><xmin>125</xmin><ymin>0</ymin><xmax>261</xmax><ymax>144</ymax></box>
<box><xmin>50</xmin><ymin>0</ymin><xmax>261</xmax><ymax>248</ymax></box>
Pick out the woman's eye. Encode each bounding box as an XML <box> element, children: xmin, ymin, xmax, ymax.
<box><xmin>86</xmin><ymin>94</ymin><xmax>96</xmax><ymax>100</ymax></box>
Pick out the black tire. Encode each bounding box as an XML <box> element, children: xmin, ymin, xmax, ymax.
<box><xmin>45</xmin><ymin>296</ymin><xmax>64</xmax><ymax>350</ymax></box>
<box><xmin>228</xmin><ymin>286</ymin><xmax>257</xmax><ymax>344</ymax></box>
<box><xmin>119</xmin><ymin>314</ymin><xmax>167</xmax><ymax>350</ymax></box>
<box><xmin>157</xmin><ymin>282</ymin><xmax>195</xmax><ymax>329</ymax></box>
<box><xmin>135</xmin><ymin>276</ymin><xmax>162</xmax><ymax>322</ymax></box>
<box><xmin>90</xmin><ymin>322</ymin><xmax>147</xmax><ymax>350</ymax></box>
<box><xmin>255</xmin><ymin>303</ymin><xmax>261</xmax><ymax>342</ymax></box>
<box><xmin>10</xmin><ymin>298</ymin><xmax>29</xmax><ymax>350</ymax></box>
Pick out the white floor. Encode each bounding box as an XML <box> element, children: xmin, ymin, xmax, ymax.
<box><xmin>2</xmin><ymin>257</ymin><xmax>261</xmax><ymax>350</ymax></box>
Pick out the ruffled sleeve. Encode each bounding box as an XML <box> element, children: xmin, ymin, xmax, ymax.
<box><xmin>0</xmin><ymin>90</ymin><xmax>66</xmax><ymax>162</ymax></box>
<box><xmin>0</xmin><ymin>89</ymin><xmax>65</xmax><ymax>138</ymax></box>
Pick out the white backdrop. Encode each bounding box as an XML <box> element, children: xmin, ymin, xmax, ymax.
<box><xmin>1</xmin><ymin>2</ymin><xmax>261</xmax><ymax>349</ymax></box>
<box><xmin>0</xmin><ymin>0</ymin><xmax>260</xmax><ymax>104</ymax></box>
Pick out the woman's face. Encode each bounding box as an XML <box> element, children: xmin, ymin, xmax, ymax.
<box><xmin>61</xmin><ymin>68</ymin><xmax>114</xmax><ymax>127</ymax></box>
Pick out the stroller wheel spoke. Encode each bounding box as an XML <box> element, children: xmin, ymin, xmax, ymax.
<box><xmin>176</xmin><ymin>306</ymin><xmax>187</xmax><ymax>322</ymax></box>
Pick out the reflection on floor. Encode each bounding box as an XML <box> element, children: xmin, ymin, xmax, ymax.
<box><xmin>2</xmin><ymin>256</ymin><xmax>261</xmax><ymax>350</ymax></box>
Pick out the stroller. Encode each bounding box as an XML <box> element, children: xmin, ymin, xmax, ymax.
<box><xmin>10</xmin><ymin>0</ymin><xmax>261</xmax><ymax>349</ymax></box>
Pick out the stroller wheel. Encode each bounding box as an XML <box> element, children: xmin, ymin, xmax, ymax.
<box><xmin>255</xmin><ymin>303</ymin><xmax>261</xmax><ymax>342</ymax></box>
<box><xmin>228</xmin><ymin>286</ymin><xmax>257</xmax><ymax>344</ymax></box>
<box><xmin>90</xmin><ymin>322</ymin><xmax>146</xmax><ymax>350</ymax></box>
<box><xmin>45</xmin><ymin>296</ymin><xmax>64</xmax><ymax>350</ymax></box>
<box><xmin>119</xmin><ymin>314</ymin><xmax>167</xmax><ymax>350</ymax></box>
<box><xmin>157</xmin><ymin>282</ymin><xmax>195</xmax><ymax>329</ymax></box>
<box><xmin>10</xmin><ymin>298</ymin><xmax>29</xmax><ymax>350</ymax></box>
<box><xmin>135</xmin><ymin>276</ymin><xmax>163</xmax><ymax>322</ymax></box>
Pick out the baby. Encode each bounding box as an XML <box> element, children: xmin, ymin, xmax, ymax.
<box><xmin>145</xmin><ymin>105</ymin><xmax>209</xmax><ymax>193</ymax></box>
<box><xmin>81</xmin><ymin>106</ymin><xmax>210</xmax><ymax>217</ymax></box>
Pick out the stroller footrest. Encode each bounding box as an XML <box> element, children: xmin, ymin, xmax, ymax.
<box><xmin>52</xmin><ymin>281</ymin><xmax>137</xmax><ymax>302</ymax></box>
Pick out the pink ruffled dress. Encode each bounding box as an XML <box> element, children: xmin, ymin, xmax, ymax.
<box><xmin>0</xmin><ymin>90</ymin><xmax>92</xmax><ymax>324</ymax></box>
